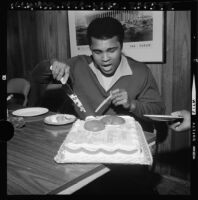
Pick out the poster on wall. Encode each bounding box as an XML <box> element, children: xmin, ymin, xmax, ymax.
<box><xmin>68</xmin><ymin>10</ymin><xmax>165</xmax><ymax>63</ymax></box>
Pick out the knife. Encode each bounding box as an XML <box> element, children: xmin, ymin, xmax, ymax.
<box><xmin>50</xmin><ymin>65</ymin><xmax>67</xmax><ymax>84</ymax></box>
<box><xmin>50</xmin><ymin>65</ymin><xmax>86</xmax><ymax>113</ymax></box>
<box><xmin>95</xmin><ymin>94</ymin><xmax>112</xmax><ymax>113</ymax></box>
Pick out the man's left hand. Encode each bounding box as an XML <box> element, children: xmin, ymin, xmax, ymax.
<box><xmin>110</xmin><ymin>89</ymin><xmax>130</xmax><ymax>109</ymax></box>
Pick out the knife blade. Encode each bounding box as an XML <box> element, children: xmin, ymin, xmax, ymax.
<box><xmin>95</xmin><ymin>94</ymin><xmax>112</xmax><ymax>113</ymax></box>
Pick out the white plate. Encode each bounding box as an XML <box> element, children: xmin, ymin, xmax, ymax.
<box><xmin>12</xmin><ymin>107</ymin><xmax>49</xmax><ymax>117</ymax></box>
<box><xmin>144</xmin><ymin>114</ymin><xmax>184</xmax><ymax>121</ymax></box>
<box><xmin>44</xmin><ymin>114</ymin><xmax>76</xmax><ymax>125</ymax></box>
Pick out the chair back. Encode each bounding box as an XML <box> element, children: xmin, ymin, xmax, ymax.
<box><xmin>7</xmin><ymin>78</ymin><xmax>31</xmax><ymax>106</ymax></box>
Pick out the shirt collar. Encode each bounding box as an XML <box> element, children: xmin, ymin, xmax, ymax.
<box><xmin>89</xmin><ymin>55</ymin><xmax>133</xmax><ymax>77</ymax></box>
<box><xmin>118</xmin><ymin>55</ymin><xmax>133</xmax><ymax>76</ymax></box>
<box><xmin>88</xmin><ymin>55</ymin><xmax>133</xmax><ymax>91</ymax></box>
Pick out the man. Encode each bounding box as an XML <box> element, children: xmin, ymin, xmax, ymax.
<box><xmin>169</xmin><ymin>110</ymin><xmax>191</xmax><ymax>132</ymax></box>
<box><xmin>33</xmin><ymin>17</ymin><xmax>165</xmax><ymax>131</ymax></box>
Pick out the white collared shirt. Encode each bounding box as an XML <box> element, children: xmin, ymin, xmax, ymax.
<box><xmin>89</xmin><ymin>55</ymin><xmax>133</xmax><ymax>91</ymax></box>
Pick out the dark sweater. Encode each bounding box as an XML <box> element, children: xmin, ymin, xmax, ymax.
<box><xmin>32</xmin><ymin>55</ymin><xmax>165</xmax><ymax>131</ymax></box>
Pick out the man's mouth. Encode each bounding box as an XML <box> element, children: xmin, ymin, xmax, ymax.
<box><xmin>101</xmin><ymin>64</ymin><xmax>112</xmax><ymax>72</ymax></box>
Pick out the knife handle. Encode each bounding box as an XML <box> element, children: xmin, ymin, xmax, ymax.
<box><xmin>50</xmin><ymin>65</ymin><xmax>67</xmax><ymax>84</ymax></box>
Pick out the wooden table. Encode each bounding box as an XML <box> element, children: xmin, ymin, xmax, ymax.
<box><xmin>7</xmin><ymin>110</ymin><xmax>156</xmax><ymax>195</ymax></box>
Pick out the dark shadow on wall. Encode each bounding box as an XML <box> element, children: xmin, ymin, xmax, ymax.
<box><xmin>155</xmin><ymin>147</ymin><xmax>191</xmax><ymax>178</ymax></box>
<box><xmin>154</xmin><ymin>121</ymin><xmax>169</xmax><ymax>143</ymax></box>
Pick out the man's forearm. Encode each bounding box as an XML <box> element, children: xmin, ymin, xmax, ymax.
<box><xmin>31</xmin><ymin>60</ymin><xmax>55</xmax><ymax>84</ymax></box>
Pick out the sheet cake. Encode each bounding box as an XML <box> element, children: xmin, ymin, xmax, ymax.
<box><xmin>54</xmin><ymin>116</ymin><xmax>153</xmax><ymax>165</ymax></box>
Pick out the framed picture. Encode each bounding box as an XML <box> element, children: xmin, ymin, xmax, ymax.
<box><xmin>68</xmin><ymin>11</ymin><xmax>165</xmax><ymax>63</ymax></box>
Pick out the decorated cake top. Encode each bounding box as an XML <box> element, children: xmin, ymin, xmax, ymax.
<box><xmin>64</xmin><ymin>115</ymin><xmax>140</xmax><ymax>152</ymax></box>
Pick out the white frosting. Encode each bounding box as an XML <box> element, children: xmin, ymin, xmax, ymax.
<box><xmin>65</xmin><ymin>116</ymin><xmax>140</xmax><ymax>152</ymax></box>
<box><xmin>46</xmin><ymin>114</ymin><xmax>76</xmax><ymax>124</ymax></box>
<box><xmin>85</xmin><ymin>116</ymin><xmax>96</xmax><ymax>120</ymax></box>
<box><xmin>54</xmin><ymin>116</ymin><xmax>153</xmax><ymax>165</ymax></box>
<box><xmin>68</xmin><ymin>94</ymin><xmax>86</xmax><ymax>112</ymax></box>
<box><xmin>55</xmin><ymin>150</ymin><xmax>144</xmax><ymax>164</ymax></box>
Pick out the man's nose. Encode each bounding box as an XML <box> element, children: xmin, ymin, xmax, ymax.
<box><xmin>101</xmin><ymin>53</ymin><xmax>110</xmax><ymax>62</ymax></box>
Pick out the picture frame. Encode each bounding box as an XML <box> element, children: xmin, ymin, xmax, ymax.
<box><xmin>68</xmin><ymin>11</ymin><xmax>165</xmax><ymax>63</ymax></box>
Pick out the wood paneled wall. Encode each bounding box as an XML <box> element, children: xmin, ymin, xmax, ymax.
<box><xmin>149</xmin><ymin>11</ymin><xmax>191</xmax><ymax>149</ymax></box>
<box><xmin>147</xmin><ymin>11</ymin><xmax>191</xmax><ymax>179</ymax></box>
<box><xmin>7</xmin><ymin>11</ymin><xmax>191</xmax><ymax>179</ymax></box>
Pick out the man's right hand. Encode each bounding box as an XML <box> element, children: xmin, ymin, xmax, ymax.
<box><xmin>50</xmin><ymin>60</ymin><xmax>70</xmax><ymax>84</ymax></box>
<box><xmin>169</xmin><ymin>110</ymin><xmax>191</xmax><ymax>132</ymax></box>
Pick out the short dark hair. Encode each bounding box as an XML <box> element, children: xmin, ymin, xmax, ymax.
<box><xmin>87</xmin><ymin>17</ymin><xmax>124</xmax><ymax>47</ymax></box>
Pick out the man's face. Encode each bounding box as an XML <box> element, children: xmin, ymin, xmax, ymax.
<box><xmin>90</xmin><ymin>36</ymin><xmax>122</xmax><ymax>77</ymax></box>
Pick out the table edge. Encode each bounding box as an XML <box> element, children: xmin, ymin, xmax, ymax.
<box><xmin>48</xmin><ymin>164</ymin><xmax>109</xmax><ymax>194</ymax></box>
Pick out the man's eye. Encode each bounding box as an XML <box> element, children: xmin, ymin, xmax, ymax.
<box><xmin>93</xmin><ymin>51</ymin><xmax>101</xmax><ymax>54</ymax></box>
<box><xmin>108</xmin><ymin>48</ymin><xmax>116</xmax><ymax>53</ymax></box>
